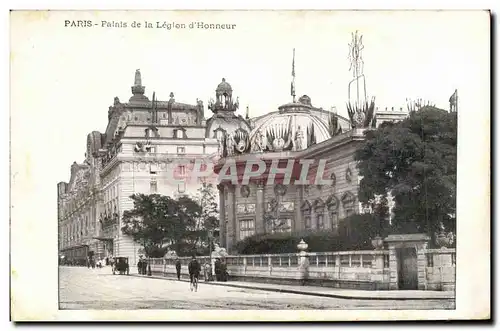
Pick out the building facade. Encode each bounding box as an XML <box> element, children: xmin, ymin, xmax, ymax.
<box><xmin>58</xmin><ymin>70</ymin><xmax>227</xmax><ymax>266</ymax></box>
<box><xmin>58</xmin><ymin>69</ymin><xmax>412</xmax><ymax>263</ymax></box>
<box><xmin>213</xmin><ymin>94</ymin><xmax>368</xmax><ymax>253</ymax></box>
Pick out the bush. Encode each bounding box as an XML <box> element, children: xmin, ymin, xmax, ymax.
<box><xmin>235</xmin><ymin>213</ymin><xmax>388</xmax><ymax>254</ymax></box>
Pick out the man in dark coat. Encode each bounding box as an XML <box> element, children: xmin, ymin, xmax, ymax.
<box><xmin>214</xmin><ymin>258</ymin><xmax>222</xmax><ymax>281</ymax></box>
<box><xmin>175</xmin><ymin>258</ymin><xmax>182</xmax><ymax>280</ymax></box>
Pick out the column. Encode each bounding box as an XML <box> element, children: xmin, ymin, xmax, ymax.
<box><xmin>416</xmin><ymin>242</ymin><xmax>428</xmax><ymax>290</ymax></box>
<box><xmin>388</xmin><ymin>244</ymin><xmax>398</xmax><ymax>290</ymax></box>
<box><xmin>217</xmin><ymin>184</ymin><xmax>226</xmax><ymax>248</ymax></box>
<box><xmin>294</xmin><ymin>185</ymin><xmax>303</xmax><ymax>232</ymax></box>
<box><xmin>226</xmin><ymin>184</ymin><xmax>236</xmax><ymax>253</ymax></box>
<box><xmin>255</xmin><ymin>181</ymin><xmax>265</xmax><ymax>235</ymax></box>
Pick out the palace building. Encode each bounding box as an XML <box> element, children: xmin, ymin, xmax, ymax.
<box><xmin>57</xmin><ymin>71</ymin><xmax>239</xmax><ymax>266</ymax></box>
<box><xmin>58</xmin><ymin>51</ymin><xmax>412</xmax><ymax>261</ymax></box>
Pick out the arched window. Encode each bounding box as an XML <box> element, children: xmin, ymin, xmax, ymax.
<box><xmin>341</xmin><ymin>191</ymin><xmax>356</xmax><ymax>218</ymax></box>
<box><xmin>313</xmin><ymin>198</ymin><xmax>325</xmax><ymax>230</ymax></box>
<box><xmin>301</xmin><ymin>200</ymin><xmax>311</xmax><ymax>230</ymax></box>
<box><xmin>327</xmin><ymin>195</ymin><xmax>340</xmax><ymax>234</ymax></box>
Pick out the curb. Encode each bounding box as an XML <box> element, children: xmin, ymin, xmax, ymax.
<box><xmin>128</xmin><ymin>274</ymin><xmax>455</xmax><ymax>301</ymax></box>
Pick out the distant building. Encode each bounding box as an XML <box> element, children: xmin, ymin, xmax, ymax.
<box><xmin>374</xmin><ymin>106</ymin><xmax>409</xmax><ymax>127</ymax></box>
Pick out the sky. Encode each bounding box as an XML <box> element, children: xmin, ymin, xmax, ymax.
<box><xmin>10</xmin><ymin>9</ymin><xmax>489</xmax><ymax>228</ymax></box>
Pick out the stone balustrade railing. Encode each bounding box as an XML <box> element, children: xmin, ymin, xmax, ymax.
<box><xmin>136</xmin><ymin>235</ymin><xmax>456</xmax><ymax>292</ymax></box>
<box><xmin>143</xmin><ymin>250</ymin><xmax>392</xmax><ymax>290</ymax></box>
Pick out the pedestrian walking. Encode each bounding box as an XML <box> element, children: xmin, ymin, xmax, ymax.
<box><xmin>175</xmin><ymin>258</ymin><xmax>182</xmax><ymax>280</ymax></box>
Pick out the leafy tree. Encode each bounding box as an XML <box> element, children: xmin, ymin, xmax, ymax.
<box><xmin>355</xmin><ymin>106</ymin><xmax>457</xmax><ymax>237</ymax></box>
<box><xmin>121</xmin><ymin>193</ymin><xmax>202</xmax><ymax>257</ymax></box>
<box><xmin>197</xmin><ymin>182</ymin><xmax>219</xmax><ymax>232</ymax></box>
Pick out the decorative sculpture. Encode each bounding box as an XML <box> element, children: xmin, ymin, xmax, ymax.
<box><xmin>233</xmin><ymin>128</ymin><xmax>250</xmax><ymax>154</ymax></box>
<box><xmin>293</xmin><ymin>126</ymin><xmax>304</xmax><ymax>151</ymax></box>
<box><xmin>226</xmin><ymin>133</ymin><xmax>235</xmax><ymax>156</ymax></box>
<box><xmin>266</xmin><ymin>123</ymin><xmax>293</xmax><ymax>152</ymax></box>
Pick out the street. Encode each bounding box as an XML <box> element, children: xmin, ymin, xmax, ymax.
<box><xmin>59</xmin><ymin>266</ymin><xmax>455</xmax><ymax>310</ymax></box>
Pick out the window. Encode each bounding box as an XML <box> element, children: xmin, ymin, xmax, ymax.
<box><xmin>239</xmin><ymin>219</ymin><xmax>255</xmax><ymax>240</ymax></box>
<box><xmin>176</xmin><ymin>130</ymin><xmax>183</xmax><ymax>139</ymax></box>
<box><xmin>331</xmin><ymin>212</ymin><xmax>339</xmax><ymax>234</ymax></box>
<box><xmin>178</xmin><ymin>181</ymin><xmax>186</xmax><ymax>193</ymax></box>
<box><xmin>301</xmin><ymin>200</ymin><xmax>311</xmax><ymax>230</ymax></box>
<box><xmin>150</xmin><ymin>181</ymin><xmax>158</xmax><ymax>193</ymax></box>
<box><xmin>150</xmin><ymin>163</ymin><xmax>158</xmax><ymax>174</ymax></box>
<box><xmin>305</xmin><ymin>216</ymin><xmax>311</xmax><ymax>230</ymax></box>
<box><xmin>179</xmin><ymin>165</ymin><xmax>186</xmax><ymax>176</ymax></box>
<box><xmin>317</xmin><ymin>214</ymin><xmax>325</xmax><ymax>230</ymax></box>
<box><xmin>148</xmin><ymin>146</ymin><xmax>156</xmax><ymax>153</ymax></box>
<box><xmin>177</xmin><ymin>146</ymin><xmax>186</xmax><ymax>154</ymax></box>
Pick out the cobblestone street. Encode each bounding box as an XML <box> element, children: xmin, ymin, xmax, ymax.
<box><xmin>59</xmin><ymin>267</ymin><xmax>454</xmax><ymax>310</ymax></box>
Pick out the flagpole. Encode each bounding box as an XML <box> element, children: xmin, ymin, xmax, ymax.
<box><xmin>292</xmin><ymin>48</ymin><xmax>295</xmax><ymax>102</ymax></box>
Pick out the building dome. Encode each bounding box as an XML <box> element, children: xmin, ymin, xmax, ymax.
<box><xmin>248</xmin><ymin>101</ymin><xmax>331</xmax><ymax>152</ymax></box>
<box><xmin>216</xmin><ymin>78</ymin><xmax>232</xmax><ymax>93</ymax></box>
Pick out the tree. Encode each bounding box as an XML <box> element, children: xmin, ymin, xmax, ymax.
<box><xmin>197</xmin><ymin>182</ymin><xmax>219</xmax><ymax>232</ymax></box>
<box><xmin>355</xmin><ymin>106</ymin><xmax>457</xmax><ymax>237</ymax></box>
<box><xmin>121</xmin><ymin>193</ymin><xmax>202</xmax><ymax>257</ymax></box>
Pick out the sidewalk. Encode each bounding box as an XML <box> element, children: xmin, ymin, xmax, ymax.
<box><xmin>130</xmin><ymin>273</ymin><xmax>455</xmax><ymax>300</ymax></box>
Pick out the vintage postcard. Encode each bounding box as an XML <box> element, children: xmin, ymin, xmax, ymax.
<box><xmin>10</xmin><ymin>9</ymin><xmax>490</xmax><ymax>321</ymax></box>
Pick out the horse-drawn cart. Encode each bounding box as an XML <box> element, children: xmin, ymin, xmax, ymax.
<box><xmin>112</xmin><ymin>257</ymin><xmax>130</xmax><ymax>275</ymax></box>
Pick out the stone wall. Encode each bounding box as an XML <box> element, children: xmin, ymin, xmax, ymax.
<box><xmin>425</xmin><ymin>248</ymin><xmax>456</xmax><ymax>291</ymax></box>
<box><xmin>144</xmin><ymin>244</ymin><xmax>456</xmax><ymax>292</ymax></box>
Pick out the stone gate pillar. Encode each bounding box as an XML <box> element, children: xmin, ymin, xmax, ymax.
<box><xmin>384</xmin><ymin>234</ymin><xmax>430</xmax><ymax>290</ymax></box>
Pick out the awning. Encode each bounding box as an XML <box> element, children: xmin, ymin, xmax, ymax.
<box><xmin>93</xmin><ymin>236</ymin><xmax>114</xmax><ymax>241</ymax></box>
<box><xmin>60</xmin><ymin>244</ymin><xmax>89</xmax><ymax>252</ymax></box>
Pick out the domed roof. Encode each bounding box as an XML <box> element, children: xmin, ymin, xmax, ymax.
<box><xmin>206</xmin><ymin>115</ymin><xmax>251</xmax><ymax>138</ymax></box>
<box><xmin>249</xmin><ymin>102</ymin><xmax>331</xmax><ymax>151</ymax></box>
<box><xmin>216</xmin><ymin>78</ymin><xmax>232</xmax><ymax>93</ymax></box>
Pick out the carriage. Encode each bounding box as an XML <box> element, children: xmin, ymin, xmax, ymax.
<box><xmin>112</xmin><ymin>257</ymin><xmax>130</xmax><ymax>275</ymax></box>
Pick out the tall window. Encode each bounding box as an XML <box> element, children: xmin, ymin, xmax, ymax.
<box><xmin>239</xmin><ymin>219</ymin><xmax>255</xmax><ymax>240</ymax></box>
<box><xmin>330</xmin><ymin>212</ymin><xmax>339</xmax><ymax>234</ymax></box>
<box><xmin>327</xmin><ymin>195</ymin><xmax>340</xmax><ymax>234</ymax></box>
<box><xmin>342</xmin><ymin>191</ymin><xmax>356</xmax><ymax>219</ymax></box>
<box><xmin>314</xmin><ymin>198</ymin><xmax>325</xmax><ymax>230</ymax></box>
<box><xmin>178</xmin><ymin>181</ymin><xmax>186</xmax><ymax>193</ymax></box>
<box><xmin>301</xmin><ymin>200</ymin><xmax>311</xmax><ymax>230</ymax></box>
<box><xmin>317</xmin><ymin>214</ymin><xmax>325</xmax><ymax>230</ymax></box>
<box><xmin>305</xmin><ymin>216</ymin><xmax>311</xmax><ymax>230</ymax></box>
<box><xmin>179</xmin><ymin>165</ymin><xmax>186</xmax><ymax>176</ymax></box>
<box><xmin>150</xmin><ymin>181</ymin><xmax>158</xmax><ymax>193</ymax></box>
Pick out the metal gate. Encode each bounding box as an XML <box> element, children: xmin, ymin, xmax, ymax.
<box><xmin>397</xmin><ymin>247</ymin><xmax>418</xmax><ymax>290</ymax></box>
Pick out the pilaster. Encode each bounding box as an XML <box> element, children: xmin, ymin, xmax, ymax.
<box><xmin>255</xmin><ymin>180</ymin><xmax>265</xmax><ymax>235</ymax></box>
<box><xmin>217</xmin><ymin>184</ymin><xmax>226</xmax><ymax>248</ymax></box>
<box><xmin>294</xmin><ymin>185</ymin><xmax>304</xmax><ymax>232</ymax></box>
<box><xmin>388</xmin><ymin>245</ymin><xmax>399</xmax><ymax>290</ymax></box>
<box><xmin>226</xmin><ymin>184</ymin><xmax>236</xmax><ymax>253</ymax></box>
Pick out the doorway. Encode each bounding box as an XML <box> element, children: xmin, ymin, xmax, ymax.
<box><xmin>396</xmin><ymin>247</ymin><xmax>418</xmax><ymax>290</ymax></box>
